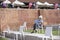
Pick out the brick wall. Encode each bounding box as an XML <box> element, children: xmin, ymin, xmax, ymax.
<box><xmin>0</xmin><ymin>9</ymin><xmax>39</xmax><ymax>31</ymax></box>
<box><xmin>40</xmin><ymin>9</ymin><xmax>60</xmax><ymax>25</ymax></box>
<box><xmin>0</xmin><ymin>9</ymin><xmax>60</xmax><ymax>31</ymax></box>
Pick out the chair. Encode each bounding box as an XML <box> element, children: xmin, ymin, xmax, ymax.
<box><xmin>23</xmin><ymin>27</ymin><xmax>53</xmax><ymax>40</ymax></box>
<box><xmin>23</xmin><ymin>22</ymin><xmax>27</xmax><ymax>30</ymax></box>
<box><xmin>19</xmin><ymin>22</ymin><xmax>27</xmax><ymax>40</ymax></box>
<box><xmin>19</xmin><ymin>22</ymin><xmax>27</xmax><ymax>33</ymax></box>
<box><xmin>37</xmin><ymin>27</ymin><xmax>53</xmax><ymax>40</ymax></box>
<box><xmin>3</xmin><ymin>25</ymin><xmax>10</xmax><ymax>38</ymax></box>
<box><xmin>3</xmin><ymin>25</ymin><xmax>22</xmax><ymax>40</ymax></box>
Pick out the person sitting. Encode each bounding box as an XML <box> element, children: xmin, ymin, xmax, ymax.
<box><xmin>31</xmin><ymin>15</ymin><xmax>43</xmax><ymax>33</ymax></box>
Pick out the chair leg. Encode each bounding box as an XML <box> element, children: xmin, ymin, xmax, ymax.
<box><xmin>42</xmin><ymin>38</ymin><xmax>44</xmax><ymax>40</ymax></box>
<box><xmin>13</xmin><ymin>34</ymin><xmax>15</xmax><ymax>40</ymax></box>
<box><xmin>23</xmin><ymin>35</ymin><xmax>25</xmax><ymax>40</ymax></box>
<box><xmin>46</xmin><ymin>38</ymin><xmax>48</xmax><ymax>40</ymax></box>
<box><xmin>37</xmin><ymin>29</ymin><xmax>40</xmax><ymax>33</ymax></box>
<box><xmin>42</xmin><ymin>26</ymin><xmax>43</xmax><ymax>33</ymax></box>
<box><xmin>3</xmin><ymin>32</ymin><xmax>5</xmax><ymax>38</ymax></box>
<box><xmin>16</xmin><ymin>34</ymin><xmax>18</xmax><ymax>40</ymax></box>
<box><xmin>52</xmin><ymin>37</ymin><xmax>53</xmax><ymax>40</ymax></box>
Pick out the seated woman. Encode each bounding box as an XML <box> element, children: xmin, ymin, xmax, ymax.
<box><xmin>31</xmin><ymin>15</ymin><xmax>43</xmax><ymax>33</ymax></box>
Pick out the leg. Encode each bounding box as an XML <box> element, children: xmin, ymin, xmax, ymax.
<box><xmin>31</xmin><ymin>24</ymin><xmax>36</xmax><ymax>33</ymax></box>
<box><xmin>39</xmin><ymin>24</ymin><xmax>43</xmax><ymax>33</ymax></box>
<box><xmin>35</xmin><ymin>29</ymin><xmax>37</xmax><ymax>32</ymax></box>
<box><xmin>42</xmin><ymin>25</ymin><xmax>43</xmax><ymax>33</ymax></box>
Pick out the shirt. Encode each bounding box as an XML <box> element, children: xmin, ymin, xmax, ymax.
<box><xmin>34</xmin><ymin>19</ymin><xmax>43</xmax><ymax>25</ymax></box>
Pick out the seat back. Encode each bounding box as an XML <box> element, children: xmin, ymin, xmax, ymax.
<box><xmin>23</xmin><ymin>22</ymin><xmax>27</xmax><ymax>27</ymax></box>
<box><xmin>19</xmin><ymin>22</ymin><xmax>27</xmax><ymax>33</ymax></box>
<box><xmin>19</xmin><ymin>26</ymin><xmax>24</xmax><ymax>33</ymax></box>
<box><xmin>6</xmin><ymin>25</ymin><xmax>10</xmax><ymax>31</ymax></box>
<box><xmin>45</xmin><ymin>27</ymin><xmax>52</xmax><ymax>36</ymax></box>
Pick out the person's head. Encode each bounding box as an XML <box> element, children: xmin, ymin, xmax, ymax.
<box><xmin>38</xmin><ymin>15</ymin><xmax>43</xmax><ymax>19</ymax></box>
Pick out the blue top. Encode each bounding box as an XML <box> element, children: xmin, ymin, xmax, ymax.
<box><xmin>34</xmin><ymin>19</ymin><xmax>43</xmax><ymax>26</ymax></box>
